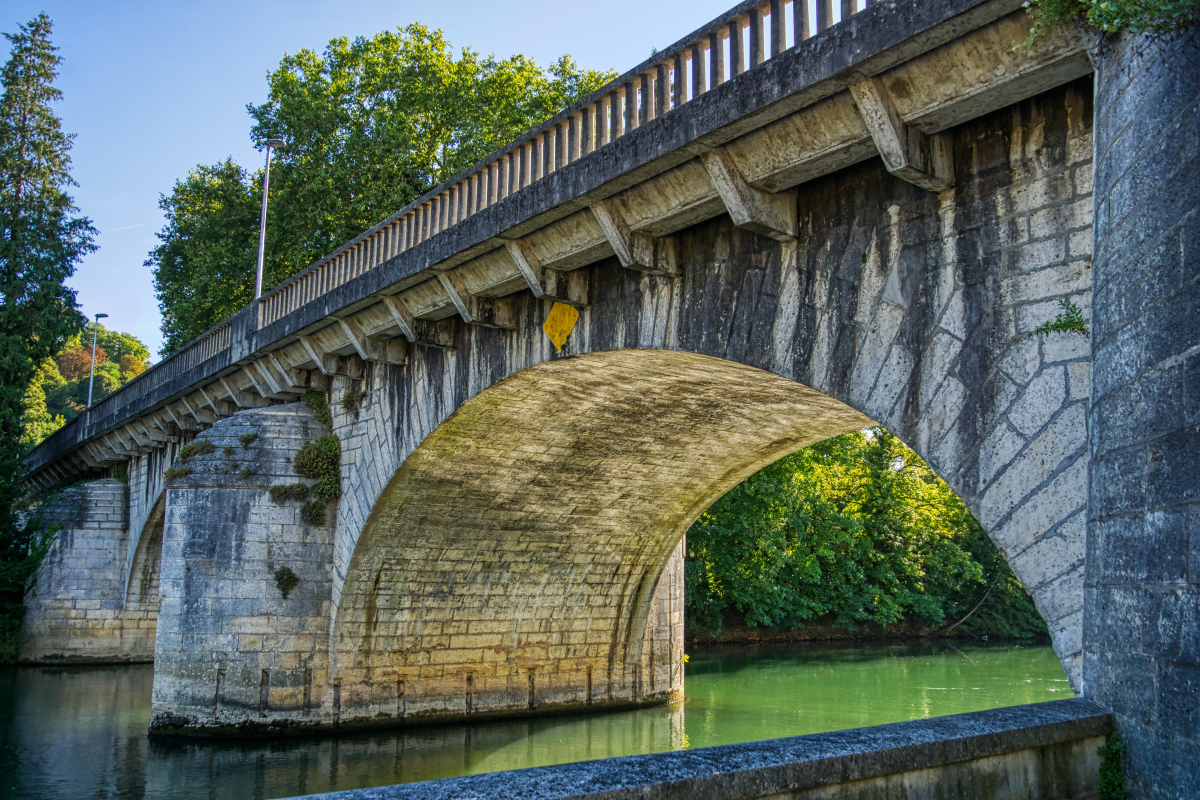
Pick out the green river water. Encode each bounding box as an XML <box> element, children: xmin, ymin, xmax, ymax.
<box><xmin>0</xmin><ymin>641</ymin><xmax>1071</xmax><ymax>799</ymax></box>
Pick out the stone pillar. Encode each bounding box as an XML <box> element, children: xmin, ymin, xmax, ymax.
<box><xmin>1086</xmin><ymin>25</ymin><xmax>1200</xmax><ymax>798</ymax></box>
<box><xmin>150</xmin><ymin>404</ymin><xmax>336</xmax><ymax>734</ymax></box>
<box><xmin>20</xmin><ymin>479</ymin><xmax>156</xmax><ymax>662</ymax></box>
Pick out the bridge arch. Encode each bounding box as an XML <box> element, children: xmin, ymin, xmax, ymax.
<box><xmin>332</xmin><ymin>351</ymin><xmax>871</xmax><ymax>720</ymax></box>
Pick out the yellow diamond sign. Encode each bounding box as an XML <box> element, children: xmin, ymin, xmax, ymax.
<box><xmin>542</xmin><ymin>302</ymin><xmax>579</xmax><ymax>352</ymax></box>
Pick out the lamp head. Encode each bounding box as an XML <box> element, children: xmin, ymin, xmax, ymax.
<box><xmin>265</xmin><ymin>139</ymin><xmax>286</xmax><ymax>149</ymax></box>
<box><xmin>95</xmin><ymin>313</ymin><xmax>109</xmax><ymax>319</ymax></box>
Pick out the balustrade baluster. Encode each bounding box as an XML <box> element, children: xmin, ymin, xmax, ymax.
<box><xmin>582</xmin><ymin>108</ymin><xmax>593</xmax><ymax>155</ymax></box>
<box><xmin>552</xmin><ymin>123</ymin><xmax>563</xmax><ymax>171</ymax></box>
<box><xmin>709</xmin><ymin>31</ymin><xmax>725</xmax><ymax>86</ymax></box>
<box><xmin>543</xmin><ymin>129</ymin><xmax>554</xmax><ymax>175</ymax></box>
<box><xmin>816</xmin><ymin>0</ymin><xmax>832</xmax><ymax>30</ymax></box>
<box><xmin>749</xmin><ymin>7</ymin><xmax>765</xmax><ymax>66</ymax></box>
<box><xmin>507</xmin><ymin>152</ymin><xmax>517</xmax><ymax>195</ymax></box>
<box><xmin>730</xmin><ymin>19</ymin><xmax>744</xmax><ymax>76</ymax></box>
<box><xmin>795</xmin><ymin>0</ymin><xmax>811</xmax><ymax>42</ymax></box>
<box><xmin>597</xmin><ymin>98</ymin><xmax>609</xmax><ymax>147</ymax></box>
<box><xmin>568</xmin><ymin>115</ymin><xmax>579</xmax><ymax>161</ymax></box>
<box><xmin>841</xmin><ymin>0</ymin><xmax>853</xmax><ymax>19</ymax></box>
<box><xmin>673</xmin><ymin>54</ymin><xmax>684</xmax><ymax>108</ymax></box>
<box><xmin>655</xmin><ymin>64</ymin><xmax>668</xmax><ymax>117</ymax></box>
<box><xmin>486</xmin><ymin>163</ymin><xmax>497</xmax><ymax>206</ymax></box>
<box><xmin>692</xmin><ymin>43</ymin><xmax>706</xmax><ymax>96</ymax></box>
<box><xmin>770</xmin><ymin>0</ymin><xmax>786</xmax><ymax>55</ymax></box>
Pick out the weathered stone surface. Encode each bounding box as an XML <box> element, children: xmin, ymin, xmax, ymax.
<box><xmin>282</xmin><ymin>699</ymin><xmax>1111</xmax><ymax>800</ymax></box>
<box><xmin>20</xmin><ymin>479</ymin><xmax>156</xmax><ymax>663</ymax></box>
<box><xmin>149</xmin><ymin>405</ymin><xmax>337</xmax><ymax>734</ymax></box>
<box><xmin>1085</xmin><ymin>23</ymin><xmax>1200</xmax><ymax>800</ymax></box>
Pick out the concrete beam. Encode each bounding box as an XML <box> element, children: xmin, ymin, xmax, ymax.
<box><xmin>437</xmin><ymin>272</ymin><xmax>518</xmax><ymax>330</ymax></box>
<box><xmin>590</xmin><ymin>201</ymin><xmax>679</xmax><ymax>276</ymax></box>
<box><xmin>381</xmin><ymin>295</ymin><xmax>457</xmax><ymax>349</ymax></box>
<box><xmin>849</xmin><ymin>76</ymin><xmax>954</xmax><ymax>192</ymax></box>
<box><xmin>298</xmin><ymin>336</ymin><xmax>330</xmax><ymax>375</ymax></box>
<box><xmin>506</xmin><ymin>241</ymin><xmax>589</xmax><ymax>307</ymax></box>
<box><xmin>699</xmin><ymin>147</ymin><xmax>797</xmax><ymax>241</ymax></box>
<box><xmin>136</xmin><ymin>421</ymin><xmax>169</xmax><ymax>444</ymax></box>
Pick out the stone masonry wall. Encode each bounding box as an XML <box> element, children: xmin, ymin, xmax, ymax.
<box><xmin>1086</xmin><ymin>26</ymin><xmax>1200</xmax><ymax>799</ymax></box>
<box><xmin>21</xmin><ymin>479</ymin><xmax>156</xmax><ymax>662</ymax></box>
<box><xmin>326</xmin><ymin>78</ymin><xmax>1095</xmax><ymax>698</ymax></box>
<box><xmin>150</xmin><ymin>405</ymin><xmax>336</xmax><ymax>733</ymax></box>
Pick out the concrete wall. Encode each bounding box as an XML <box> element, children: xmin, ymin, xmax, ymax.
<box><xmin>283</xmin><ymin>699</ymin><xmax>1112</xmax><ymax>800</ymax></box>
<box><xmin>1086</xmin><ymin>25</ymin><xmax>1200</xmax><ymax>799</ymax></box>
<box><xmin>20</xmin><ymin>479</ymin><xmax>157</xmax><ymax>662</ymax></box>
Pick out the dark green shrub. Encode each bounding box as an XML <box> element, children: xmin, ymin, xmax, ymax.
<box><xmin>294</xmin><ymin>435</ymin><xmax>341</xmax><ymax>502</ymax></box>
<box><xmin>304</xmin><ymin>389</ymin><xmax>333</xmax><ymax>429</ymax></box>
<box><xmin>238</xmin><ymin>432</ymin><xmax>258</xmax><ymax>448</ymax></box>
<box><xmin>273</xmin><ymin>566</ymin><xmax>300</xmax><ymax>600</ymax></box>
<box><xmin>269</xmin><ymin>483</ymin><xmax>309</xmax><ymax>502</ymax></box>
<box><xmin>342</xmin><ymin>388</ymin><xmax>365</xmax><ymax>418</ymax></box>
<box><xmin>300</xmin><ymin>499</ymin><xmax>326</xmax><ymax>525</ymax></box>
<box><xmin>239</xmin><ymin>466</ymin><xmax>254</xmax><ymax>478</ymax></box>
<box><xmin>1028</xmin><ymin>0</ymin><xmax>1199</xmax><ymax>45</ymax></box>
<box><xmin>222</xmin><ymin>446</ymin><xmax>235</xmax><ymax>456</ymax></box>
<box><xmin>1098</xmin><ymin>731</ymin><xmax>1126</xmax><ymax>799</ymax></box>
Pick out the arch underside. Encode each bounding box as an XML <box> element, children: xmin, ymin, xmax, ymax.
<box><xmin>333</xmin><ymin>350</ymin><xmax>871</xmax><ymax>721</ymax></box>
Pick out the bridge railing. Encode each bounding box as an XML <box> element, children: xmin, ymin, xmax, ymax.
<box><xmin>24</xmin><ymin>0</ymin><xmax>868</xmax><ymax>481</ymax></box>
<box><xmin>255</xmin><ymin>0</ymin><xmax>867</xmax><ymax>328</ymax></box>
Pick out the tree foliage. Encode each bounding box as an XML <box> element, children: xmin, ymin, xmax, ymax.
<box><xmin>1029</xmin><ymin>0</ymin><xmax>1199</xmax><ymax>42</ymax></box>
<box><xmin>0</xmin><ymin>14</ymin><xmax>94</xmax><ymax>661</ymax></box>
<box><xmin>686</xmin><ymin>430</ymin><xmax>1048</xmax><ymax>639</ymax></box>
<box><xmin>149</xmin><ymin>24</ymin><xmax>615</xmax><ymax>353</ymax></box>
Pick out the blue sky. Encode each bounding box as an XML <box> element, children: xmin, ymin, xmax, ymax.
<box><xmin>6</xmin><ymin>0</ymin><xmax>733</xmax><ymax>358</ymax></box>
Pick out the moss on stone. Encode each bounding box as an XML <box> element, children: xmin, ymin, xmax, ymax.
<box><xmin>269</xmin><ymin>483</ymin><xmax>309</xmax><ymax>502</ymax></box>
<box><xmin>294</xmin><ymin>435</ymin><xmax>341</xmax><ymax>503</ymax></box>
<box><xmin>178</xmin><ymin>440</ymin><xmax>214</xmax><ymax>461</ymax></box>
<box><xmin>304</xmin><ymin>390</ymin><xmax>333</xmax><ymax>429</ymax></box>
<box><xmin>238</xmin><ymin>432</ymin><xmax>259</xmax><ymax>448</ymax></box>
<box><xmin>300</xmin><ymin>499</ymin><xmax>326</xmax><ymax>525</ymax></box>
<box><xmin>163</xmin><ymin>466</ymin><xmax>192</xmax><ymax>480</ymax></box>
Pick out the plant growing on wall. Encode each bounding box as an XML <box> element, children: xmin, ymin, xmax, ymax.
<box><xmin>1028</xmin><ymin>0</ymin><xmax>1199</xmax><ymax>43</ymax></box>
<box><xmin>273</xmin><ymin>566</ymin><xmax>300</xmax><ymax>600</ymax></box>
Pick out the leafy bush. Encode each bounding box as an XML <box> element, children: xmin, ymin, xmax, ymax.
<box><xmin>1098</xmin><ymin>731</ymin><xmax>1126</xmax><ymax>799</ymax></box>
<box><xmin>294</xmin><ymin>435</ymin><xmax>341</xmax><ymax>502</ymax></box>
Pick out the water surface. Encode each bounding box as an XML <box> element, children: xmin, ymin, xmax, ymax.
<box><xmin>0</xmin><ymin>641</ymin><xmax>1071</xmax><ymax>799</ymax></box>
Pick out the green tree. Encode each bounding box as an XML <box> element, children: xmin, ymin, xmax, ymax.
<box><xmin>19</xmin><ymin>359</ymin><xmax>64</xmax><ymax>451</ymax></box>
<box><xmin>149</xmin><ymin>23</ymin><xmax>614</xmax><ymax>353</ymax></box>
<box><xmin>686</xmin><ymin>430</ymin><xmax>1047</xmax><ymax>639</ymax></box>
<box><xmin>0</xmin><ymin>14</ymin><xmax>94</xmax><ymax>661</ymax></box>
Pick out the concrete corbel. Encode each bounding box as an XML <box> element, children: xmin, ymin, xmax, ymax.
<box><xmin>337</xmin><ymin>317</ymin><xmax>409</xmax><ymax>365</ymax></box>
<box><xmin>164</xmin><ymin>403</ymin><xmax>200</xmax><ymax>433</ymax></box>
<box><xmin>849</xmin><ymin>75</ymin><xmax>954</xmax><ymax>193</ymax></box>
<box><xmin>381</xmin><ymin>295</ymin><xmax>456</xmax><ymax>349</ymax></box>
<box><xmin>298</xmin><ymin>336</ymin><xmax>330</xmax><ymax>375</ymax></box>
<box><xmin>136</xmin><ymin>420</ymin><xmax>169</xmax><ymax>444</ymax></box>
<box><xmin>590</xmin><ymin>200</ymin><xmax>679</xmax><ymax>276</ymax></box>
<box><xmin>437</xmin><ymin>271</ymin><xmax>518</xmax><ymax>330</ymax></box>
<box><xmin>243</xmin><ymin>363</ymin><xmax>292</xmax><ymax>401</ymax></box>
<box><xmin>699</xmin><ymin>147</ymin><xmax>797</xmax><ymax>241</ymax></box>
<box><xmin>196</xmin><ymin>385</ymin><xmax>233</xmax><ymax>419</ymax></box>
<box><xmin>505</xmin><ymin>241</ymin><xmax>589</xmax><ymax>307</ymax></box>
<box><xmin>179</xmin><ymin>395</ymin><xmax>216</xmax><ymax>425</ymax></box>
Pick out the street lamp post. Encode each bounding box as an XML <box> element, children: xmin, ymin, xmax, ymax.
<box><xmin>86</xmin><ymin>312</ymin><xmax>109</xmax><ymax>408</ymax></box>
<box><xmin>254</xmin><ymin>139</ymin><xmax>286</xmax><ymax>299</ymax></box>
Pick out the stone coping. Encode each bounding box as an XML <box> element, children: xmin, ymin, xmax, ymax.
<box><xmin>285</xmin><ymin>699</ymin><xmax>1111</xmax><ymax>799</ymax></box>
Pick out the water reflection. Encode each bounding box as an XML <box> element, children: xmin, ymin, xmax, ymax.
<box><xmin>0</xmin><ymin>642</ymin><xmax>1070</xmax><ymax>800</ymax></box>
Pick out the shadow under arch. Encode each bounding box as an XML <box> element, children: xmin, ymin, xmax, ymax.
<box><xmin>125</xmin><ymin>493</ymin><xmax>165</xmax><ymax>615</ymax></box>
<box><xmin>331</xmin><ymin>350</ymin><xmax>872</xmax><ymax>724</ymax></box>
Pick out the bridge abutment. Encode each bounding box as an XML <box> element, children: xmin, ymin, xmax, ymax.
<box><xmin>1086</xmin><ymin>25</ymin><xmax>1200</xmax><ymax>798</ymax></box>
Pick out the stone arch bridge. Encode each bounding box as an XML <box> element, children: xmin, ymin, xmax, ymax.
<box><xmin>19</xmin><ymin>0</ymin><xmax>1199</xmax><ymax>794</ymax></box>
